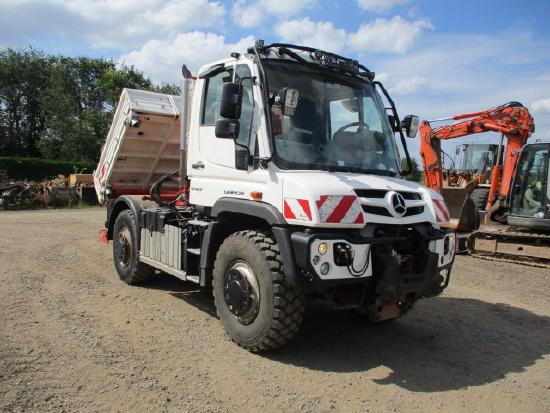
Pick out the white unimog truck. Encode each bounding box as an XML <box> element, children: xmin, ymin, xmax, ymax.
<box><xmin>95</xmin><ymin>41</ymin><xmax>455</xmax><ymax>351</ymax></box>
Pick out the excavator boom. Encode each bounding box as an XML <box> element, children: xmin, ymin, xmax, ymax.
<box><xmin>420</xmin><ymin>102</ymin><xmax>534</xmax><ymax>211</ymax></box>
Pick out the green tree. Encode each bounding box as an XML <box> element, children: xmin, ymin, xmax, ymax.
<box><xmin>0</xmin><ymin>48</ymin><xmax>52</xmax><ymax>157</ymax></box>
<box><xmin>155</xmin><ymin>82</ymin><xmax>181</xmax><ymax>96</ymax></box>
<box><xmin>38</xmin><ymin>57</ymin><xmax>159</xmax><ymax>161</ymax></box>
<box><xmin>401</xmin><ymin>157</ymin><xmax>423</xmax><ymax>183</ymax></box>
<box><xmin>0</xmin><ymin>48</ymin><xmax>180</xmax><ymax>162</ymax></box>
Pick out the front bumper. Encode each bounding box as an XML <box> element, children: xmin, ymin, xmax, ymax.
<box><xmin>290</xmin><ymin>226</ymin><xmax>455</xmax><ymax>307</ymax></box>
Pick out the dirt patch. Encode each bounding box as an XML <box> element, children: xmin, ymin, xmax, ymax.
<box><xmin>0</xmin><ymin>208</ymin><xmax>548</xmax><ymax>412</ymax></box>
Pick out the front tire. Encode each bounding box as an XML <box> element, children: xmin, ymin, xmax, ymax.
<box><xmin>213</xmin><ymin>230</ymin><xmax>305</xmax><ymax>352</ymax></box>
<box><xmin>113</xmin><ymin>210</ymin><xmax>155</xmax><ymax>285</ymax></box>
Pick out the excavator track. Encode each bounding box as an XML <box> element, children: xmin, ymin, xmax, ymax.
<box><xmin>467</xmin><ymin>227</ymin><xmax>550</xmax><ymax>268</ymax></box>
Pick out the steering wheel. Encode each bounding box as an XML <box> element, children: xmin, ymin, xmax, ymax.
<box><xmin>335</xmin><ymin>121</ymin><xmax>370</xmax><ymax>135</ymax></box>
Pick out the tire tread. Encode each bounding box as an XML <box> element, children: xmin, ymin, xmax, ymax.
<box><xmin>114</xmin><ymin>210</ymin><xmax>155</xmax><ymax>285</ymax></box>
<box><xmin>213</xmin><ymin>230</ymin><xmax>305</xmax><ymax>352</ymax></box>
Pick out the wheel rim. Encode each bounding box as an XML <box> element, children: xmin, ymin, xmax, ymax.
<box><xmin>224</xmin><ymin>260</ymin><xmax>260</xmax><ymax>325</ymax></box>
<box><xmin>116</xmin><ymin>226</ymin><xmax>132</xmax><ymax>269</ymax></box>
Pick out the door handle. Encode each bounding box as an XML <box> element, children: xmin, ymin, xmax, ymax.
<box><xmin>192</xmin><ymin>161</ymin><xmax>205</xmax><ymax>170</ymax></box>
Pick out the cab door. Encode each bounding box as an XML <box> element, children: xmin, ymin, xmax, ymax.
<box><xmin>510</xmin><ymin>144</ymin><xmax>549</xmax><ymax>218</ymax></box>
<box><xmin>188</xmin><ymin>61</ymin><xmax>265</xmax><ymax>206</ymax></box>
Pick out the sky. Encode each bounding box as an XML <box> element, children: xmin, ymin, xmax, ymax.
<box><xmin>1</xmin><ymin>0</ymin><xmax>550</xmax><ymax>161</ymax></box>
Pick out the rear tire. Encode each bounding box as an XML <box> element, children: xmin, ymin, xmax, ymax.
<box><xmin>213</xmin><ymin>230</ymin><xmax>305</xmax><ymax>352</ymax></box>
<box><xmin>113</xmin><ymin>210</ymin><xmax>155</xmax><ymax>285</ymax></box>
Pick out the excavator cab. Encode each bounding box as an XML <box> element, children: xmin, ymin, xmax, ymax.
<box><xmin>455</xmin><ymin>143</ymin><xmax>500</xmax><ymax>185</ymax></box>
<box><xmin>508</xmin><ymin>142</ymin><xmax>550</xmax><ymax>231</ymax></box>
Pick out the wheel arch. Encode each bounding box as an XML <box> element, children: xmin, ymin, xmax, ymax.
<box><xmin>201</xmin><ymin>198</ymin><xmax>299</xmax><ymax>289</ymax></box>
<box><xmin>106</xmin><ymin>196</ymin><xmax>147</xmax><ymax>240</ymax></box>
<box><xmin>210</xmin><ymin>197</ymin><xmax>286</xmax><ymax>226</ymax></box>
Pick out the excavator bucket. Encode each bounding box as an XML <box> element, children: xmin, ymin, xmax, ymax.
<box><xmin>441</xmin><ymin>187</ymin><xmax>480</xmax><ymax>232</ymax></box>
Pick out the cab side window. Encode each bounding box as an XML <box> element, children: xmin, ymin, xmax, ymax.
<box><xmin>202</xmin><ymin>69</ymin><xmax>233</xmax><ymax>125</ymax></box>
<box><xmin>234</xmin><ymin>65</ymin><xmax>255</xmax><ymax>170</ymax></box>
<box><xmin>235</xmin><ymin>65</ymin><xmax>253</xmax><ymax>148</ymax></box>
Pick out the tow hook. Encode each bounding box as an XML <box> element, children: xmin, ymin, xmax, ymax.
<box><xmin>371</xmin><ymin>304</ymin><xmax>401</xmax><ymax>322</ymax></box>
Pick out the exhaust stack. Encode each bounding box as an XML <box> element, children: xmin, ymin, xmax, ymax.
<box><xmin>180</xmin><ymin>65</ymin><xmax>195</xmax><ymax>190</ymax></box>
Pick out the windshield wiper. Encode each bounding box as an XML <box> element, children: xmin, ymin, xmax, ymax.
<box><xmin>361</xmin><ymin>169</ymin><xmax>397</xmax><ymax>177</ymax></box>
<box><xmin>331</xmin><ymin>166</ymin><xmax>396</xmax><ymax>177</ymax></box>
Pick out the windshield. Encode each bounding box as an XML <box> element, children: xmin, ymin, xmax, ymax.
<box><xmin>263</xmin><ymin>60</ymin><xmax>400</xmax><ymax>175</ymax></box>
<box><xmin>462</xmin><ymin>144</ymin><xmax>498</xmax><ymax>171</ymax></box>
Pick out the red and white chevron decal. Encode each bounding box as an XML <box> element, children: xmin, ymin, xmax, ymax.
<box><xmin>284</xmin><ymin>198</ymin><xmax>312</xmax><ymax>221</ymax></box>
<box><xmin>317</xmin><ymin>195</ymin><xmax>364</xmax><ymax>224</ymax></box>
<box><xmin>433</xmin><ymin>199</ymin><xmax>450</xmax><ymax>222</ymax></box>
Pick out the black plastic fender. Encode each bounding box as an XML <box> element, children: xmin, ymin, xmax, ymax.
<box><xmin>206</xmin><ymin>198</ymin><xmax>301</xmax><ymax>289</ymax></box>
<box><xmin>271</xmin><ymin>227</ymin><xmax>300</xmax><ymax>289</ymax></box>
<box><xmin>106</xmin><ymin>195</ymin><xmax>150</xmax><ymax>240</ymax></box>
<box><xmin>211</xmin><ymin>197</ymin><xmax>286</xmax><ymax>225</ymax></box>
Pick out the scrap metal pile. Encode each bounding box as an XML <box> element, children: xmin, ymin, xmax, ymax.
<box><xmin>0</xmin><ymin>172</ymin><xmax>98</xmax><ymax>210</ymax></box>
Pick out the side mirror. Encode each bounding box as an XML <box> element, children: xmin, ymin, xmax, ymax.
<box><xmin>220</xmin><ymin>82</ymin><xmax>243</xmax><ymax>119</ymax></box>
<box><xmin>279</xmin><ymin>88</ymin><xmax>299</xmax><ymax>116</ymax></box>
<box><xmin>401</xmin><ymin>115</ymin><xmax>419</xmax><ymax>138</ymax></box>
<box><xmin>215</xmin><ymin>118</ymin><xmax>239</xmax><ymax>139</ymax></box>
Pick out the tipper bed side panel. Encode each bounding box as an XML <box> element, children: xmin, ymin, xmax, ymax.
<box><xmin>94</xmin><ymin>88</ymin><xmax>182</xmax><ymax>203</ymax></box>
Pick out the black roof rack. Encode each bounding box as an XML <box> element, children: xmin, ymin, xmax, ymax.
<box><xmin>248</xmin><ymin>40</ymin><xmax>375</xmax><ymax>81</ymax></box>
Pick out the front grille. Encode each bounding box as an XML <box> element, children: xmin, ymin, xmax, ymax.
<box><xmin>354</xmin><ymin>189</ymin><xmax>422</xmax><ymax>200</ymax></box>
<box><xmin>404</xmin><ymin>206</ymin><xmax>424</xmax><ymax>216</ymax></box>
<box><xmin>355</xmin><ymin>189</ymin><xmax>424</xmax><ymax>217</ymax></box>
<box><xmin>363</xmin><ymin>206</ymin><xmax>392</xmax><ymax>216</ymax></box>
<box><xmin>362</xmin><ymin>205</ymin><xmax>424</xmax><ymax>216</ymax></box>
<box><xmin>401</xmin><ymin>192</ymin><xmax>422</xmax><ymax>200</ymax></box>
<box><xmin>354</xmin><ymin>189</ymin><xmax>386</xmax><ymax>198</ymax></box>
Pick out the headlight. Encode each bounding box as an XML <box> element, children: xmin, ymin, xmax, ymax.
<box><xmin>320</xmin><ymin>262</ymin><xmax>330</xmax><ymax>275</ymax></box>
<box><xmin>318</xmin><ymin>242</ymin><xmax>328</xmax><ymax>255</ymax></box>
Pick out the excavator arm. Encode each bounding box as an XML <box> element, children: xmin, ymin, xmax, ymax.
<box><xmin>420</xmin><ymin>102</ymin><xmax>535</xmax><ymax>210</ymax></box>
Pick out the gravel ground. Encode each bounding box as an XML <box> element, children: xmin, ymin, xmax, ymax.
<box><xmin>0</xmin><ymin>208</ymin><xmax>549</xmax><ymax>412</ymax></box>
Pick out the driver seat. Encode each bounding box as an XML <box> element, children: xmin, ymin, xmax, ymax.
<box><xmin>290</xmin><ymin>98</ymin><xmax>321</xmax><ymax>144</ymax></box>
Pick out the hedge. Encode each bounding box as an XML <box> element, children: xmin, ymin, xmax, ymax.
<box><xmin>0</xmin><ymin>157</ymin><xmax>96</xmax><ymax>181</ymax></box>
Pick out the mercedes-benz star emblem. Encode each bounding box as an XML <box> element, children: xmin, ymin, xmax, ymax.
<box><xmin>390</xmin><ymin>192</ymin><xmax>407</xmax><ymax>216</ymax></box>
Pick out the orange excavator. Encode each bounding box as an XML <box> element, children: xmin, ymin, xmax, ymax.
<box><xmin>420</xmin><ymin>102</ymin><xmax>534</xmax><ymax>225</ymax></box>
<box><xmin>420</xmin><ymin>102</ymin><xmax>550</xmax><ymax>266</ymax></box>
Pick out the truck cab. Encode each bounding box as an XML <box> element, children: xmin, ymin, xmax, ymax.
<box><xmin>96</xmin><ymin>41</ymin><xmax>455</xmax><ymax>352</ymax></box>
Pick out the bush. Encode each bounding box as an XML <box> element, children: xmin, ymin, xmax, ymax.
<box><xmin>0</xmin><ymin>157</ymin><xmax>95</xmax><ymax>181</ymax></box>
